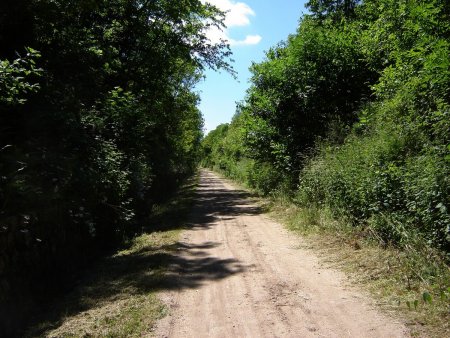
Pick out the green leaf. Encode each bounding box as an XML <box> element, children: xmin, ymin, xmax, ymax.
<box><xmin>422</xmin><ymin>292</ymin><xmax>432</xmax><ymax>304</ymax></box>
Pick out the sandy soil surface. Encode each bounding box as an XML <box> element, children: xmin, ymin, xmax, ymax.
<box><xmin>154</xmin><ymin>170</ymin><xmax>409</xmax><ymax>338</ymax></box>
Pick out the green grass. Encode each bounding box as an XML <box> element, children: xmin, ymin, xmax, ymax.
<box><xmin>268</xmin><ymin>199</ymin><xmax>450</xmax><ymax>338</ymax></box>
<box><xmin>24</xmin><ymin>175</ymin><xmax>198</xmax><ymax>337</ymax></box>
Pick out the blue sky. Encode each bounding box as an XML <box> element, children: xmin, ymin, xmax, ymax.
<box><xmin>197</xmin><ymin>0</ymin><xmax>309</xmax><ymax>133</ymax></box>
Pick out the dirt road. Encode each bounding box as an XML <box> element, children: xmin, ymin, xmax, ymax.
<box><xmin>154</xmin><ymin>170</ymin><xmax>408</xmax><ymax>338</ymax></box>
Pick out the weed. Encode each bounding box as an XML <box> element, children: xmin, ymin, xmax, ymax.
<box><xmin>268</xmin><ymin>198</ymin><xmax>450</xmax><ymax>338</ymax></box>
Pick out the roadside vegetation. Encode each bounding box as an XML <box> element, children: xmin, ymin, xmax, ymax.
<box><xmin>267</xmin><ymin>201</ymin><xmax>449</xmax><ymax>337</ymax></box>
<box><xmin>202</xmin><ymin>0</ymin><xmax>450</xmax><ymax>334</ymax></box>
<box><xmin>23</xmin><ymin>176</ymin><xmax>198</xmax><ymax>337</ymax></box>
<box><xmin>0</xmin><ymin>0</ymin><xmax>231</xmax><ymax>335</ymax></box>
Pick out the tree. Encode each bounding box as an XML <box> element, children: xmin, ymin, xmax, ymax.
<box><xmin>306</xmin><ymin>0</ymin><xmax>361</xmax><ymax>20</ymax></box>
<box><xmin>0</xmin><ymin>0</ymin><xmax>232</xmax><ymax>334</ymax></box>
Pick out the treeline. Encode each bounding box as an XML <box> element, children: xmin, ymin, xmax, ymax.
<box><xmin>202</xmin><ymin>0</ymin><xmax>449</xmax><ymax>255</ymax></box>
<box><xmin>0</xmin><ymin>0</ymin><xmax>230</xmax><ymax>334</ymax></box>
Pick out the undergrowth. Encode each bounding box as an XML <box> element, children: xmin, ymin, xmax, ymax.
<box><xmin>23</xmin><ymin>175</ymin><xmax>198</xmax><ymax>337</ymax></box>
<box><xmin>268</xmin><ymin>200</ymin><xmax>450</xmax><ymax>338</ymax></box>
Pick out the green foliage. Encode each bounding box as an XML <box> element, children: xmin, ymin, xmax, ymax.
<box><xmin>297</xmin><ymin>119</ymin><xmax>449</xmax><ymax>251</ymax></box>
<box><xmin>0</xmin><ymin>0</ymin><xmax>231</xmax><ymax>334</ymax></box>
<box><xmin>306</xmin><ymin>0</ymin><xmax>361</xmax><ymax>21</ymax></box>
<box><xmin>0</xmin><ymin>47</ymin><xmax>42</xmax><ymax>105</ymax></box>
<box><xmin>296</xmin><ymin>0</ymin><xmax>450</xmax><ymax>252</ymax></box>
<box><xmin>236</xmin><ymin>15</ymin><xmax>376</xmax><ymax>180</ymax></box>
<box><xmin>247</xmin><ymin>161</ymin><xmax>285</xmax><ymax>196</ymax></box>
<box><xmin>0</xmin><ymin>0</ymin><xmax>229</xmax><ymax>236</ymax></box>
<box><xmin>201</xmin><ymin>0</ymin><xmax>450</xmax><ymax>256</ymax></box>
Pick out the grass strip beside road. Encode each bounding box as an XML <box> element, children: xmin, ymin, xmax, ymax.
<box><xmin>210</xmin><ymin>170</ymin><xmax>449</xmax><ymax>338</ymax></box>
<box><xmin>267</xmin><ymin>201</ymin><xmax>450</xmax><ymax>338</ymax></box>
<box><xmin>25</xmin><ymin>175</ymin><xmax>198</xmax><ymax>337</ymax></box>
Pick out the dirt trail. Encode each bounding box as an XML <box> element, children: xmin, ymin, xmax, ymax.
<box><xmin>154</xmin><ymin>170</ymin><xmax>408</xmax><ymax>338</ymax></box>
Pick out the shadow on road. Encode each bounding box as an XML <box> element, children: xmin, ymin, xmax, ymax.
<box><xmin>24</xmin><ymin>171</ymin><xmax>259</xmax><ymax>336</ymax></box>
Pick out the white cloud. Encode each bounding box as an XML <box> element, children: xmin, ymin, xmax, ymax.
<box><xmin>230</xmin><ymin>34</ymin><xmax>262</xmax><ymax>46</ymax></box>
<box><xmin>203</xmin><ymin>0</ymin><xmax>262</xmax><ymax>47</ymax></box>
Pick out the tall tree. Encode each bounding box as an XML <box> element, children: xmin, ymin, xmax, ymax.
<box><xmin>0</xmin><ymin>0</ymin><xmax>232</xmax><ymax>335</ymax></box>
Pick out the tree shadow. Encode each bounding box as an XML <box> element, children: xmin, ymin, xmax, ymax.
<box><xmin>148</xmin><ymin>172</ymin><xmax>262</xmax><ymax>233</ymax></box>
<box><xmin>24</xmin><ymin>238</ymin><xmax>248</xmax><ymax>337</ymax></box>
<box><xmin>24</xmin><ymin>171</ymin><xmax>261</xmax><ymax>336</ymax></box>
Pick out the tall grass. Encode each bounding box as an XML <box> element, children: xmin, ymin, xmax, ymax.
<box><xmin>296</xmin><ymin>111</ymin><xmax>449</xmax><ymax>255</ymax></box>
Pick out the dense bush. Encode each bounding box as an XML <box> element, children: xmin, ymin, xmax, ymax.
<box><xmin>0</xmin><ymin>0</ymin><xmax>231</xmax><ymax>334</ymax></box>
<box><xmin>297</xmin><ymin>121</ymin><xmax>449</xmax><ymax>251</ymax></box>
<box><xmin>201</xmin><ymin>0</ymin><xmax>450</xmax><ymax>254</ymax></box>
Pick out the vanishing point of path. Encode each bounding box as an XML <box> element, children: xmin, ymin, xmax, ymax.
<box><xmin>154</xmin><ymin>170</ymin><xmax>409</xmax><ymax>338</ymax></box>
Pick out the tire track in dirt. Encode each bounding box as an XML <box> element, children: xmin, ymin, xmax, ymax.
<box><xmin>153</xmin><ymin>170</ymin><xmax>409</xmax><ymax>338</ymax></box>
